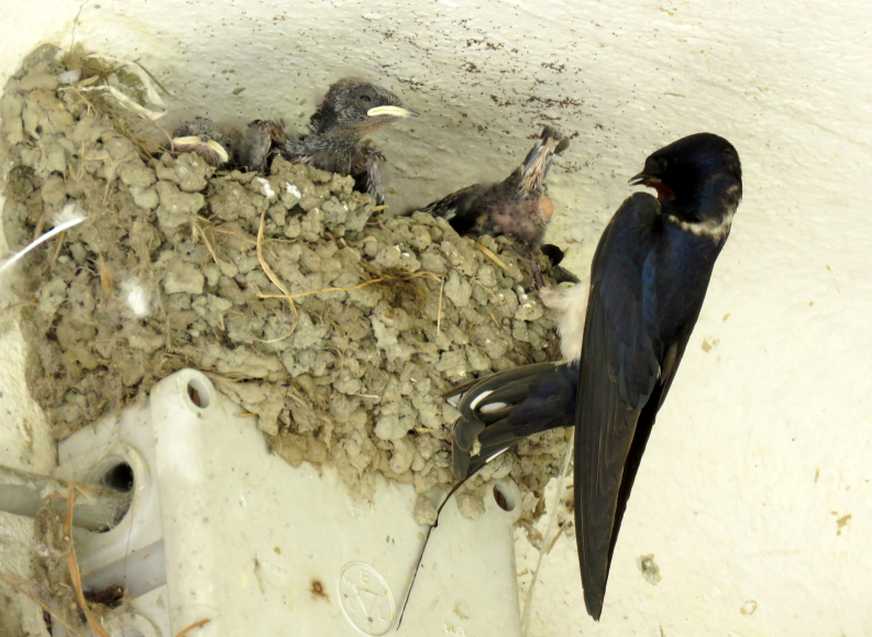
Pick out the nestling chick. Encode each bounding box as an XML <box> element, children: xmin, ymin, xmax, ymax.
<box><xmin>280</xmin><ymin>78</ymin><xmax>415</xmax><ymax>204</ymax></box>
<box><xmin>171</xmin><ymin>116</ymin><xmax>288</xmax><ymax>172</ymax></box>
<box><xmin>171</xmin><ymin>116</ymin><xmax>231</xmax><ymax>166</ymax></box>
<box><xmin>418</xmin><ymin>126</ymin><xmax>569</xmax><ymax>287</ymax></box>
<box><xmin>234</xmin><ymin>119</ymin><xmax>288</xmax><ymax>172</ymax></box>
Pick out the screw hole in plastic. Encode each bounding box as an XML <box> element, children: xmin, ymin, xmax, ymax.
<box><xmin>492</xmin><ymin>483</ymin><xmax>517</xmax><ymax>512</ymax></box>
<box><xmin>102</xmin><ymin>462</ymin><xmax>134</xmax><ymax>493</ymax></box>
<box><xmin>186</xmin><ymin>377</ymin><xmax>211</xmax><ymax>408</ymax></box>
<box><xmin>96</xmin><ymin>460</ymin><xmax>135</xmax><ymax>530</ymax></box>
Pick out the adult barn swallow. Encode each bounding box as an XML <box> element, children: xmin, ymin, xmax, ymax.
<box><xmin>448</xmin><ymin>133</ymin><xmax>742</xmax><ymax>620</ymax></box>
<box><xmin>280</xmin><ymin>78</ymin><xmax>415</xmax><ymax>204</ymax></box>
<box><xmin>419</xmin><ymin>126</ymin><xmax>569</xmax><ymax>286</ymax></box>
<box><xmin>575</xmin><ymin>132</ymin><xmax>741</xmax><ymax>619</ymax></box>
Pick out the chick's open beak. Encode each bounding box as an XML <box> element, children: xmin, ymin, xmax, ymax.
<box><xmin>366</xmin><ymin>105</ymin><xmax>417</xmax><ymax>118</ymax></box>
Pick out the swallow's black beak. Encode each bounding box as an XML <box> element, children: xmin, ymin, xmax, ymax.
<box><xmin>629</xmin><ymin>171</ymin><xmax>651</xmax><ymax>186</ymax></box>
<box><xmin>630</xmin><ymin>170</ymin><xmax>674</xmax><ymax>202</ymax></box>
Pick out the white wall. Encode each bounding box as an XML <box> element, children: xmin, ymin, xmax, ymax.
<box><xmin>2</xmin><ymin>1</ymin><xmax>871</xmax><ymax>635</ymax></box>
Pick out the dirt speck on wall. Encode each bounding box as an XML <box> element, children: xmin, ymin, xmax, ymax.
<box><xmin>1</xmin><ymin>44</ymin><xmax>571</xmax><ymax>525</ymax></box>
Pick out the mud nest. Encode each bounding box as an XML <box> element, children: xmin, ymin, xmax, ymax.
<box><xmin>1</xmin><ymin>45</ymin><xmax>571</xmax><ymax>524</ymax></box>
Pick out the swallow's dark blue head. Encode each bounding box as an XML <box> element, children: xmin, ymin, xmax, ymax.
<box><xmin>630</xmin><ymin>133</ymin><xmax>742</xmax><ymax>224</ymax></box>
<box><xmin>309</xmin><ymin>78</ymin><xmax>415</xmax><ymax>135</ymax></box>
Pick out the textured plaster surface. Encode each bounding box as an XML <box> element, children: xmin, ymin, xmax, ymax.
<box><xmin>2</xmin><ymin>1</ymin><xmax>871</xmax><ymax>635</ymax></box>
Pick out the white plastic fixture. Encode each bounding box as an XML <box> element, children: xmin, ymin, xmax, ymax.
<box><xmin>53</xmin><ymin>369</ymin><xmax>522</xmax><ymax>637</ymax></box>
<box><xmin>2</xmin><ymin>2</ymin><xmax>868</xmax><ymax>634</ymax></box>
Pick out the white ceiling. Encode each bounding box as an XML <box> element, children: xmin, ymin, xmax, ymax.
<box><xmin>2</xmin><ymin>1</ymin><xmax>872</xmax><ymax>635</ymax></box>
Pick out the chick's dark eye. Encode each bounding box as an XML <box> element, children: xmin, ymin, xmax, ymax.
<box><xmin>360</xmin><ymin>94</ymin><xmax>372</xmax><ymax>103</ymax></box>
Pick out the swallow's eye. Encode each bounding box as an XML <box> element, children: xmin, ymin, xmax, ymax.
<box><xmin>360</xmin><ymin>94</ymin><xmax>373</xmax><ymax>103</ymax></box>
<box><xmin>647</xmin><ymin>156</ymin><xmax>668</xmax><ymax>175</ymax></box>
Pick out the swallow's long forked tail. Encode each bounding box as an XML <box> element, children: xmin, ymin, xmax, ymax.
<box><xmin>449</xmin><ymin>361</ymin><xmax>578</xmax><ymax>480</ymax></box>
<box><xmin>394</xmin><ymin>476</ymin><xmax>469</xmax><ymax>631</ymax></box>
<box><xmin>395</xmin><ymin>361</ymin><xmax>577</xmax><ymax>630</ymax></box>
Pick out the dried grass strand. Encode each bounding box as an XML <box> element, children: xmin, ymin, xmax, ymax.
<box><xmin>520</xmin><ymin>429</ymin><xmax>574</xmax><ymax>636</ymax></box>
<box><xmin>255</xmin><ymin>208</ymin><xmax>298</xmax><ymax>317</ymax></box>
<box><xmin>175</xmin><ymin>618</ymin><xmax>211</xmax><ymax>637</ymax></box>
<box><xmin>257</xmin><ymin>271</ymin><xmax>440</xmax><ymax>303</ymax></box>
<box><xmin>435</xmin><ymin>275</ymin><xmax>445</xmax><ymax>337</ymax></box>
<box><xmin>0</xmin><ymin>573</ymin><xmax>86</xmax><ymax>637</ymax></box>
<box><xmin>193</xmin><ymin>221</ymin><xmax>221</xmax><ymax>266</ymax></box>
<box><xmin>64</xmin><ymin>484</ymin><xmax>111</xmax><ymax>637</ymax></box>
<box><xmin>477</xmin><ymin>242</ymin><xmax>511</xmax><ymax>273</ymax></box>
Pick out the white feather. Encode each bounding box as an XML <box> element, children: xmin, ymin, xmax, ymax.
<box><xmin>468</xmin><ymin>389</ymin><xmax>494</xmax><ymax>411</ymax></box>
<box><xmin>0</xmin><ymin>203</ymin><xmax>86</xmax><ymax>274</ymax></box>
<box><xmin>54</xmin><ymin>201</ymin><xmax>86</xmax><ymax>225</ymax></box>
<box><xmin>484</xmin><ymin>447</ymin><xmax>510</xmax><ymax>464</ymax></box>
<box><xmin>540</xmin><ymin>280</ymin><xmax>588</xmax><ymax>364</ymax></box>
<box><xmin>256</xmin><ymin>177</ymin><xmax>276</xmax><ymax>199</ymax></box>
<box><xmin>479</xmin><ymin>401</ymin><xmax>508</xmax><ymax>415</ymax></box>
<box><xmin>58</xmin><ymin>69</ymin><xmax>81</xmax><ymax>85</ymax></box>
<box><xmin>122</xmin><ymin>279</ymin><xmax>151</xmax><ymax>318</ymax></box>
